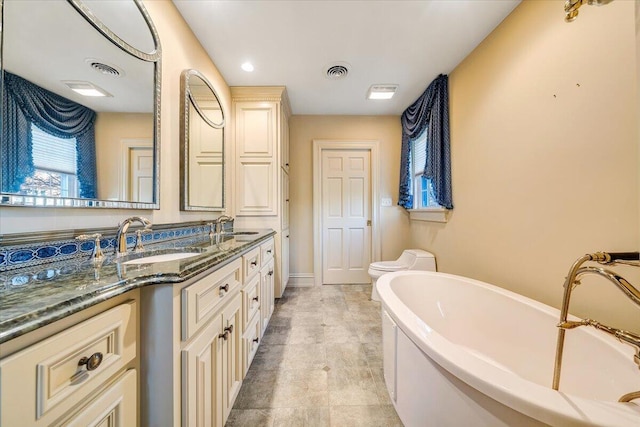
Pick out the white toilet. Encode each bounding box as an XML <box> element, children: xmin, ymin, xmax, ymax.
<box><xmin>369</xmin><ymin>249</ymin><xmax>437</xmax><ymax>301</ymax></box>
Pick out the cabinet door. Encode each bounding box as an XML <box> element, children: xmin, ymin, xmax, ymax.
<box><xmin>281</xmin><ymin>169</ymin><xmax>289</xmax><ymax>230</ymax></box>
<box><xmin>59</xmin><ymin>369</ymin><xmax>137</xmax><ymax>427</ymax></box>
<box><xmin>260</xmin><ymin>259</ymin><xmax>275</xmax><ymax>334</ymax></box>
<box><xmin>182</xmin><ymin>313</ymin><xmax>224</xmax><ymax>427</ymax></box>
<box><xmin>281</xmin><ymin>105</ymin><xmax>289</xmax><ymax>172</ymax></box>
<box><xmin>235</xmin><ymin>102</ymin><xmax>276</xmax><ymax>158</ymax></box>
<box><xmin>281</xmin><ymin>231</ymin><xmax>290</xmax><ymax>296</ymax></box>
<box><xmin>221</xmin><ymin>293</ymin><xmax>243</xmax><ymax>425</ymax></box>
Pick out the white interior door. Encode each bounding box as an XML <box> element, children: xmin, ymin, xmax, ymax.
<box><xmin>129</xmin><ymin>146</ymin><xmax>153</xmax><ymax>203</ymax></box>
<box><xmin>321</xmin><ymin>149</ymin><xmax>372</xmax><ymax>284</ymax></box>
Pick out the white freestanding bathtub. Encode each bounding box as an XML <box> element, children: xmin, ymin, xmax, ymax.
<box><xmin>377</xmin><ymin>271</ymin><xmax>640</xmax><ymax>427</ymax></box>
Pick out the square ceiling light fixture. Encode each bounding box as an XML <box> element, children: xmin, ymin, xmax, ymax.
<box><xmin>62</xmin><ymin>81</ymin><xmax>112</xmax><ymax>97</ymax></box>
<box><xmin>367</xmin><ymin>84</ymin><xmax>398</xmax><ymax>100</ymax></box>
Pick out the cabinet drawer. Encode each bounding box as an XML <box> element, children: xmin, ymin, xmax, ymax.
<box><xmin>242</xmin><ymin>247</ymin><xmax>261</xmax><ymax>281</ymax></box>
<box><xmin>243</xmin><ymin>314</ymin><xmax>261</xmax><ymax>377</ymax></box>
<box><xmin>0</xmin><ymin>300</ymin><xmax>137</xmax><ymax>426</ymax></box>
<box><xmin>260</xmin><ymin>238</ymin><xmax>274</xmax><ymax>264</ymax></box>
<box><xmin>242</xmin><ymin>273</ymin><xmax>261</xmax><ymax>331</ymax></box>
<box><xmin>55</xmin><ymin>369</ymin><xmax>137</xmax><ymax>427</ymax></box>
<box><xmin>182</xmin><ymin>258</ymin><xmax>242</xmax><ymax>341</ymax></box>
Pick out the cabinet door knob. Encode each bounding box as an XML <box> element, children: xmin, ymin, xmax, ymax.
<box><xmin>220</xmin><ymin>283</ymin><xmax>230</xmax><ymax>294</ymax></box>
<box><xmin>78</xmin><ymin>352</ymin><xmax>103</xmax><ymax>371</ymax></box>
<box><xmin>268</xmin><ymin>270</ymin><xmax>274</xmax><ymax>276</ymax></box>
<box><xmin>219</xmin><ymin>331</ymin><xmax>229</xmax><ymax>341</ymax></box>
<box><xmin>224</xmin><ymin>325</ymin><xmax>234</xmax><ymax>334</ymax></box>
<box><xmin>252</xmin><ymin>296</ymin><xmax>259</xmax><ymax>302</ymax></box>
<box><xmin>251</xmin><ymin>260</ymin><xmax>258</xmax><ymax>267</ymax></box>
<box><xmin>253</xmin><ymin>337</ymin><xmax>259</xmax><ymax>344</ymax></box>
<box><xmin>267</xmin><ymin>249</ymin><xmax>272</xmax><ymax>254</ymax></box>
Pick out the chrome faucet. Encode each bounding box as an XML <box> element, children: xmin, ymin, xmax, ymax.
<box><xmin>213</xmin><ymin>215</ymin><xmax>233</xmax><ymax>235</ymax></box>
<box><xmin>552</xmin><ymin>251</ymin><xmax>640</xmax><ymax>401</ymax></box>
<box><xmin>115</xmin><ymin>216</ymin><xmax>152</xmax><ymax>257</ymax></box>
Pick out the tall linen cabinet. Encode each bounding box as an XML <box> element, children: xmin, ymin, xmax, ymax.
<box><xmin>230</xmin><ymin>86</ymin><xmax>290</xmax><ymax>298</ymax></box>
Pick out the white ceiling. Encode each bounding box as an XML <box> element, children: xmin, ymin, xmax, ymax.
<box><xmin>173</xmin><ymin>0</ymin><xmax>521</xmax><ymax>115</ymax></box>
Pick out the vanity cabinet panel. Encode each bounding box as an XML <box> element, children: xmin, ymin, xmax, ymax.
<box><xmin>0</xmin><ymin>296</ymin><xmax>138</xmax><ymax>427</ymax></box>
<box><xmin>231</xmin><ymin>86</ymin><xmax>291</xmax><ymax>298</ymax></box>
<box><xmin>282</xmin><ymin>231</ymin><xmax>290</xmax><ymax>290</ymax></box>
<box><xmin>182</xmin><ymin>292</ymin><xmax>242</xmax><ymax>427</ymax></box>
<box><xmin>281</xmin><ymin>170</ymin><xmax>290</xmax><ymax>230</ymax></box>
<box><xmin>242</xmin><ymin>273</ymin><xmax>261</xmax><ymax>331</ymax></box>
<box><xmin>221</xmin><ymin>293</ymin><xmax>243</xmax><ymax>421</ymax></box>
<box><xmin>182</xmin><ymin>258</ymin><xmax>242</xmax><ymax>341</ymax></box>
<box><xmin>57</xmin><ymin>369</ymin><xmax>137</xmax><ymax>427</ymax></box>
<box><xmin>242</xmin><ymin>314</ymin><xmax>261</xmax><ymax>376</ymax></box>
<box><xmin>242</xmin><ymin>246</ymin><xmax>261</xmax><ymax>281</ymax></box>
<box><xmin>260</xmin><ymin>258</ymin><xmax>275</xmax><ymax>334</ymax></box>
<box><xmin>182</xmin><ymin>309</ymin><xmax>224</xmax><ymax>427</ymax></box>
<box><xmin>260</xmin><ymin>238</ymin><xmax>275</xmax><ymax>264</ymax></box>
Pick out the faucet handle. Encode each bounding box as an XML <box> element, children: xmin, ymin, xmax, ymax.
<box><xmin>76</xmin><ymin>233</ymin><xmax>105</xmax><ymax>265</ymax></box>
<box><xmin>134</xmin><ymin>229</ymin><xmax>153</xmax><ymax>253</ymax></box>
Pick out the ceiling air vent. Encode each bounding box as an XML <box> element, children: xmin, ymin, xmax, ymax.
<box><xmin>86</xmin><ymin>58</ymin><xmax>123</xmax><ymax>77</ymax></box>
<box><xmin>324</xmin><ymin>62</ymin><xmax>350</xmax><ymax>80</ymax></box>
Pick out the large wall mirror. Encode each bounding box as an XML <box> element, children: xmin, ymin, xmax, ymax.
<box><xmin>0</xmin><ymin>0</ymin><xmax>161</xmax><ymax>209</ymax></box>
<box><xmin>180</xmin><ymin>69</ymin><xmax>225</xmax><ymax>211</ymax></box>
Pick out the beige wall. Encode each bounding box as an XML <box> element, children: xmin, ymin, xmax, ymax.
<box><xmin>95</xmin><ymin>112</ymin><xmax>153</xmax><ymax>201</ymax></box>
<box><xmin>410</xmin><ymin>0</ymin><xmax>639</xmax><ymax>332</ymax></box>
<box><xmin>289</xmin><ymin>115</ymin><xmax>411</xmax><ymax>279</ymax></box>
<box><xmin>0</xmin><ymin>0</ymin><xmax>231</xmax><ymax>233</ymax></box>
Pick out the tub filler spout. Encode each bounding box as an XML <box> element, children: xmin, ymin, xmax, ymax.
<box><xmin>552</xmin><ymin>251</ymin><xmax>640</xmax><ymax>397</ymax></box>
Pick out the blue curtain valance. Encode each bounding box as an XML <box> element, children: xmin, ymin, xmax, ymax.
<box><xmin>1</xmin><ymin>72</ymin><xmax>97</xmax><ymax>198</ymax></box>
<box><xmin>399</xmin><ymin>74</ymin><xmax>453</xmax><ymax>210</ymax></box>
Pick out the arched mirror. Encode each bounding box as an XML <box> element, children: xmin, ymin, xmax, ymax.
<box><xmin>180</xmin><ymin>69</ymin><xmax>225</xmax><ymax>211</ymax></box>
<box><xmin>0</xmin><ymin>0</ymin><xmax>161</xmax><ymax>209</ymax></box>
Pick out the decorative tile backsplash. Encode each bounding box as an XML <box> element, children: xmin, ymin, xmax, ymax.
<box><xmin>0</xmin><ymin>222</ymin><xmax>219</xmax><ymax>272</ymax></box>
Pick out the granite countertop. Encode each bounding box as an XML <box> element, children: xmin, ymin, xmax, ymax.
<box><xmin>0</xmin><ymin>229</ymin><xmax>275</xmax><ymax>344</ymax></box>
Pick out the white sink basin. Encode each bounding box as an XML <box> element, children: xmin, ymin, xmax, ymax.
<box><xmin>122</xmin><ymin>252</ymin><xmax>202</xmax><ymax>265</ymax></box>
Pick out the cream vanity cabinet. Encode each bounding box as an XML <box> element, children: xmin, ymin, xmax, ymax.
<box><xmin>231</xmin><ymin>86</ymin><xmax>291</xmax><ymax>298</ymax></box>
<box><xmin>0</xmin><ymin>291</ymin><xmax>139</xmax><ymax>427</ymax></box>
<box><xmin>142</xmin><ymin>242</ymin><xmax>275</xmax><ymax>427</ymax></box>
<box><xmin>240</xmin><ymin>237</ymin><xmax>275</xmax><ymax>375</ymax></box>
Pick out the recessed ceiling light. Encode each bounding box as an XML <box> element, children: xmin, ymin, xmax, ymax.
<box><xmin>62</xmin><ymin>81</ymin><xmax>112</xmax><ymax>97</ymax></box>
<box><xmin>367</xmin><ymin>84</ymin><xmax>398</xmax><ymax>100</ymax></box>
<box><xmin>241</xmin><ymin>62</ymin><xmax>254</xmax><ymax>72</ymax></box>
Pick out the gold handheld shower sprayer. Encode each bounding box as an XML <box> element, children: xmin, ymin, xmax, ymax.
<box><xmin>564</xmin><ymin>0</ymin><xmax>614</xmax><ymax>23</ymax></box>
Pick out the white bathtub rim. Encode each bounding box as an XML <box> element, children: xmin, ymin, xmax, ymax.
<box><xmin>377</xmin><ymin>270</ymin><xmax>640</xmax><ymax>427</ymax></box>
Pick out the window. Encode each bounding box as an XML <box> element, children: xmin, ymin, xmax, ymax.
<box><xmin>410</xmin><ymin>132</ymin><xmax>440</xmax><ymax>209</ymax></box>
<box><xmin>408</xmin><ymin>132</ymin><xmax>448</xmax><ymax>222</ymax></box>
<box><xmin>19</xmin><ymin>124</ymin><xmax>79</xmax><ymax>197</ymax></box>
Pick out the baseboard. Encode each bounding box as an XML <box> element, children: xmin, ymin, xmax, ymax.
<box><xmin>288</xmin><ymin>273</ymin><xmax>315</xmax><ymax>287</ymax></box>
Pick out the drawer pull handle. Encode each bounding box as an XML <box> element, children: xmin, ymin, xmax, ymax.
<box><xmin>220</xmin><ymin>283</ymin><xmax>230</xmax><ymax>293</ymax></box>
<box><xmin>78</xmin><ymin>352</ymin><xmax>103</xmax><ymax>371</ymax></box>
<box><xmin>219</xmin><ymin>325</ymin><xmax>234</xmax><ymax>341</ymax></box>
<box><xmin>268</xmin><ymin>270</ymin><xmax>274</xmax><ymax>276</ymax></box>
<box><xmin>252</xmin><ymin>296</ymin><xmax>259</xmax><ymax>302</ymax></box>
<box><xmin>267</xmin><ymin>249</ymin><xmax>272</xmax><ymax>254</ymax></box>
<box><xmin>253</xmin><ymin>337</ymin><xmax>259</xmax><ymax>344</ymax></box>
<box><xmin>250</xmin><ymin>260</ymin><xmax>258</xmax><ymax>267</ymax></box>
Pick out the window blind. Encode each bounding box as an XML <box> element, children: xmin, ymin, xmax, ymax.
<box><xmin>413</xmin><ymin>134</ymin><xmax>427</xmax><ymax>176</ymax></box>
<box><xmin>31</xmin><ymin>124</ymin><xmax>77</xmax><ymax>174</ymax></box>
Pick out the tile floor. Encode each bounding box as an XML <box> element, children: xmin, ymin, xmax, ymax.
<box><xmin>226</xmin><ymin>284</ymin><xmax>403</xmax><ymax>427</ymax></box>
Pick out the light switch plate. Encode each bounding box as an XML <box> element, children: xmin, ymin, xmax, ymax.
<box><xmin>381</xmin><ymin>197</ymin><xmax>392</xmax><ymax>207</ymax></box>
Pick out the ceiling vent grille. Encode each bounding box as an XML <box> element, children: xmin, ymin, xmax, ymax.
<box><xmin>324</xmin><ymin>62</ymin><xmax>350</xmax><ymax>80</ymax></box>
<box><xmin>86</xmin><ymin>59</ymin><xmax>123</xmax><ymax>77</ymax></box>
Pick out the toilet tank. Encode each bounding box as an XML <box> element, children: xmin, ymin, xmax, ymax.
<box><xmin>400</xmin><ymin>249</ymin><xmax>437</xmax><ymax>271</ymax></box>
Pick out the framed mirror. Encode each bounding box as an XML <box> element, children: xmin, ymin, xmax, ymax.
<box><xmin>0</xmin><ymin>0</ymin><xmax>161</xmax><ymax>209</ymax></box>
<box><xmin>180</xmin><ymin>69</ymin><xmax>225</xmax><ymax>211</ymax></box>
